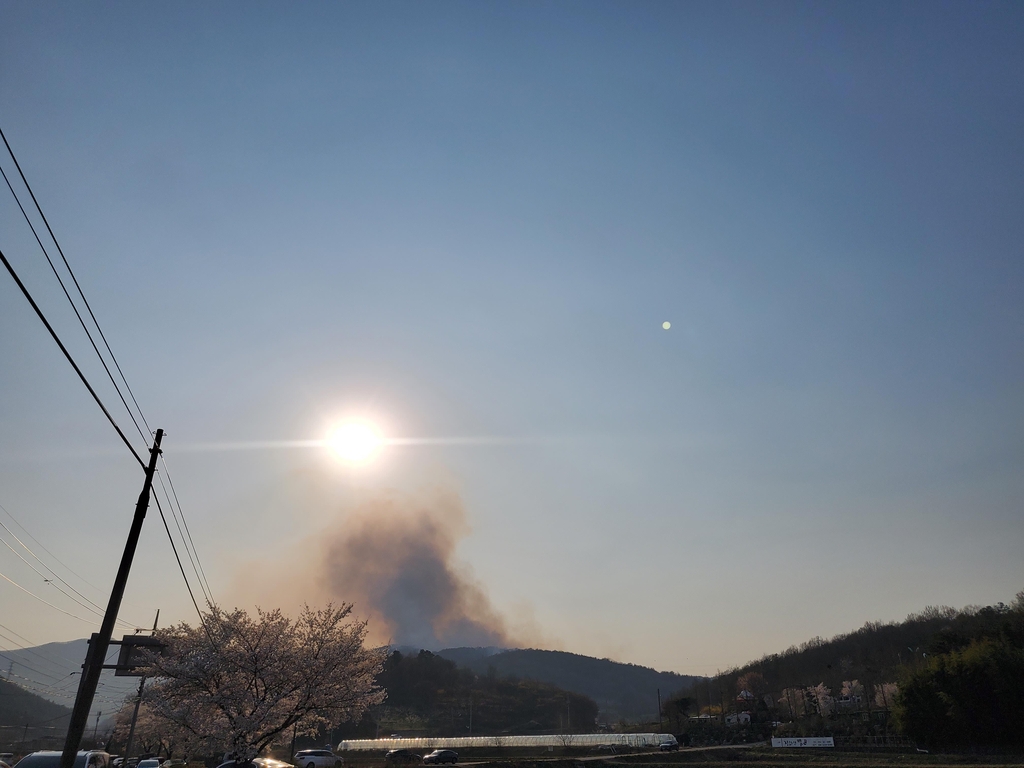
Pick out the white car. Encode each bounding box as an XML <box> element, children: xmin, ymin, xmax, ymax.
<box><xmin>292</xmin><ymin>752</ymin><xmax>341</xmax><ymax>768</ymax></box>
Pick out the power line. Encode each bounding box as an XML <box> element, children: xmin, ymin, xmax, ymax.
<box><xmin>159</xmin><ymin>458</ymin><xmax>215</xmax><ymax>605</ymax></box>
<box><xmin>0</xmin><ymin>162</ymin><xmax>149</xmax><ymax>448</ymax></box>
<box><xmin>0</xmin><ymin>248</ymin><xmax>145</xmax><ymax>468</ymax></box>
<box><xmin>1</xmin><ymin>127</ymin><xmax>217</xmax><ymax>646</ymax></box>
<box><xmin>0</xmin><ymin>125</ymin><xmax>152</xmax><ymax>440</ymax></box>
<box><xmin>154</xmin><ymin>473</ymin><xmax>211</xmax><ymax>607</ymax></box>
<box><xmin>0</xmin><ymin>530</ymin><xmax>138</xmax><ymax>631</ymax></box>
<box><xmin>0</xmin><ymin>622</ymin><xmax>80</xmax><ymax>668</ymax></box>
<box><xmin>152</xmin><ymin>494</ymin><xmax>212</xmax><ymax>642</ymax></box>
<box><xmin>0</xmin><ymin>502</ymin><xmax>150</xmax><ymax>619</ymax></box>
<box><xmin>0</xmin><ymin>653</ymin><xmax>64</xmax><ymax>686</ymax></box>
<box><xmin>0</xmin><ymin>632</ymin><xmax>72</xmax><ymax>679</ymax></box>
<box><xmin>0</xmin><ymin>566</ymin><xmax>98</xmax><ymax>624</ymax></box>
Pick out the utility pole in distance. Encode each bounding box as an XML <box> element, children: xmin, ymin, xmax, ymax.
<box><xmin>124</xmin><ymin>610</ymin><xmax>160</xmax><ymax>761</ymax></box>
<box><xmin>61</xmin><ymin>430</ymin><xmax>163</xmax><ymax>768</ymax></box>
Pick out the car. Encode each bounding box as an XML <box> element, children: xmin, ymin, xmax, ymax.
<box><xmin>160</xmin><ymin>761</ymin><xmax>187</xmax><ymax>768</ymax></box>
<box><xmin>291</xmin><ymin>752</ymin><xmax>341</xmax><ymax>768</ymax></box>
<box><xmin>658</xmin><ymin>741</ymin><xmax>679</xmax><ymax>752</ymax></box>
<box><xmin>253</xmin><ymin>760</ymin><xmax>293</xmax><ymax>768</ymax></box>
<box><xmin>383</xmin><ymin>751</ymin><xmax>419</xmax><ymax>765</ymax></box>
<box><xmin>15</xmin><ymin>752</ymin><xmax>111</xmax><ymax>768</ymax></box>
<box><xmin>422</xmin><ymin>751</ymin><xmax>457</xmax><ymax>765</ymax></box>
<box><xmin>137</xmin><ymin>760</ymin><xmax>162</xmax><ymax>768</ymax></box>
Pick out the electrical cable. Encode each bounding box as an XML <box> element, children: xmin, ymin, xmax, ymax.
<box><xmin>158</xmin><ymin>458</ymin><xmax>215</xmax><ymax>605</ymax></box>
<box><xmin>0</xmin><ymin>163</ymin><xmax>149</xmax><ymax>449</ymax></box>
<box><xmin>0</xmin><ymin>629</ymin><xmax>80</xmax><ymax>678</ymax></box>
<box><xmin>0</xmin><ymin>566</ymin><xmax>98</xmax><ymax>624</ymax></box>
<box><xmin>0</xmin><ymin>532</ymin><xmax>138</xmax><ymax>631</ymax></box>
<box><xmin>151</xmin><ymin>493</ymin><xmax>213</xmax><ymax>643</ymax></box>
<box><xmin>0</xmin><ymin>622</ymin><xmax>81</xmax><ymax>668</ymax></box>
<box><xmin>154</xmin><ymin>473</ymin><xmax>212</xmax><ymax>607</ymax></box>
<box><xmin>0</xmin><ymin>651</ymin><xmax>65</xmax><ymax>685</ymax></box>
<box><xmin>0</xmin><ymin>503</ymin><xmax>106</xmax><ymax>594</ymax></box>
<box><xmin>0</xmin><ymin>502</ymin><xmax>151</xmax><ymax>619</ymax></box>
<box><xmin>0</xmin><ymin>125</ymin><xmax>153</xmax><ymax>439</ymax></box>
<box><xmin>0</xmin><ymin>127</ymin><xmax>219</xmax><ymax>644</ymax></box>
<box><xmin>0</xmin><ymin>247</ymin><xmax>145</xmax><ymax>468</ymax></box>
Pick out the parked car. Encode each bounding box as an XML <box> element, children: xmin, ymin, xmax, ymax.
<box><xmin>291</xmin><ymin>751</ymin><xmax>340</xmax><ymax>768</ymax></box>
<box><xmin>422</xmin><ymin>751</ymin><xmax>457</xmax><ymax>765</ymax></box>
<box><xmin>15</xmin><ymin>752</ymin><xmax>110</xmax><ymax>768</ymax></box>
<box><xmin>137</xmin><ymin>760</ymin><xmax>161</xmax><ymax>768</ymax></box>
<box><xmin>658</xmin><ymin>740</ymin><xmax>680</xmax><ymax>752</ymax></box>
<box><xmin>384</xmin><ymin>751</ymin><xmax>419</xmax><ymax>765</ymax></box>
<box><xmin>253</xmin><ymin>760</ymin><xmax>293</xmax><ymax>768</ymax></box>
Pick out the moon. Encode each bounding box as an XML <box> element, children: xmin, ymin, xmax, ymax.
<box><xmin>662</xmin><ymin>321</ymin><xmax>671</xmax><ymax>330</ymax></box>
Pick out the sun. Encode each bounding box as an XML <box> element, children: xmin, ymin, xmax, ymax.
<box><xmin>327</xmin><ymin>422</ymin><xmax>384</xmax><ymax>463</ymax></box>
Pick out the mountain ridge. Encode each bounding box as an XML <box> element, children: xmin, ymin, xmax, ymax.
<box><xmin>436</xmin><ymin>647</ymin><xmax>700</xmax><ymax>722</ymax></box>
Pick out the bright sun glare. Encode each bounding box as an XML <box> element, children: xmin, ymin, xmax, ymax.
<box><xmin>327</xmin><ymin>422</ymin><xmax>384</xmax><ymax>463</ymax></box>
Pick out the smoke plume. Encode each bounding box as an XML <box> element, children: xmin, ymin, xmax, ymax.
<box><xmin>316</xmin><ymin>489</ymin><xmax>513</xmax><ymax>649</ymax></box>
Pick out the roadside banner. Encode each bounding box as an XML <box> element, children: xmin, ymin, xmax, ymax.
<box><xmin>771</xmin><ymin>737</ymin><xmax>835</xmax><ymax>748</ymax></box>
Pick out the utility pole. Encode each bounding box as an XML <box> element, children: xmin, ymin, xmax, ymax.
<box><xmin>61</xmin><ymin>430</ymin><xmax>163</xmax><ymax>768</ymax></box>
<box><xmin>656</xmin><ymin>688</ymin><xmax>662</xmax><ymax>732</ymax></box>
<box><xmin>92</xmin><ymin>712</ymin><xmax>102</xmax><ymax>744</ymax></box>
<box><xmin>124</xmin><ymin>610</ymin><xmax>160</xmax><ymax>761</ymax></box>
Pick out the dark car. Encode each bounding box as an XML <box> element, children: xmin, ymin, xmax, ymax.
<box><xmin>658</xmin><ymin>741</ymin><xmax>679</xmax><ymax>752</ymax></box>
<box><xmin>16</xmin><ymin>753</ymin><xmax>110</xmax><ymax>768</ymax></box>
<box><xmin>422</xmin><ymin>751</ymin><xmax>457</xmax><ymax>765</ymax></box>
<box><xmin>384</xmin><ymin>752</ymin><xmax>419</xmax><ymax>765</ymax></box>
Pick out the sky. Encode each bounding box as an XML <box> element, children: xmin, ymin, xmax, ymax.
<box><xmin>0</xmin><ymin>1</ymin><xmax>1022</xmax><ymax>680</ymax></box>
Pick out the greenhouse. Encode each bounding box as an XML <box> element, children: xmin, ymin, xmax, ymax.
<box><xmin>337</xmin><ymin>733</ymin><xmax>675</xmax><ymax>751</ymax></box>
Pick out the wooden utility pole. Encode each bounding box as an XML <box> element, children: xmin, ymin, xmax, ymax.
<box><xmin>61</xmin><ymin>430</ymin><xmax>163</xmax><ymax>768</ymax></box>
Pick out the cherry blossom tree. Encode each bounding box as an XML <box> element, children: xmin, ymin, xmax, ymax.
<box><xmin>111</xmin><ymin>699</ymin><xmax>208</xmax><ymax>759</ymax></box>
<box><xmin>141</xmin><ymin>603</ymin><xmax>386</xmax><ymax>761</ymax></box>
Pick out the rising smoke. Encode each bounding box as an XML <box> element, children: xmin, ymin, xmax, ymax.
<box><xmin>315</xmin><ymin>489</ymin><xmax>514</xmax><ymax>649</ymax></box>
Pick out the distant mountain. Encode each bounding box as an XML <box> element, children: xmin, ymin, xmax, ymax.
<box><xmin>436</xmin><ymin>647</ymin><xmax>700</xmax><ymax>723</ymax></box>
<box><xmin>0</xmin><ymin>677</ymin><xmax>71</xmax><ymax>748</ymax></box>
<box><xmin>1</xmin><ymin>639</ymin><xmax>139</xmax><ymax>718</ymax></box>
<box><xmin>431</xmin><ymin>647</ymin><xmax>506</xmax><ymax>667</ymax></box>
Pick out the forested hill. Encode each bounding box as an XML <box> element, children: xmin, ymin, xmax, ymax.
<box><xmin>705</xmin><ymin>595</ymin><xmax>1024</xmax><ymax>708</ymax></box>
<box><xmin>438</xmin><ymin>648</ymin><xmax>700</xmax><ymax>723</ymax></box>
<box><xmin>0</xmin><ymin>677</ymin><xmax>71</xmax><ymax>740</ymax></box>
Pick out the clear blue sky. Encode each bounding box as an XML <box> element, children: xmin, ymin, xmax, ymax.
<box><xmin>1</xmin><ymin>1</ymin><xmax>1021</xmax><ymax>675</ymax></box>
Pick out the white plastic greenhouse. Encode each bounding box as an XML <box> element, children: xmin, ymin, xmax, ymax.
<box><xmin>337</xmin><ymin>733</ymin><xmax>675</xmax><ymax>751</ymax></box>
